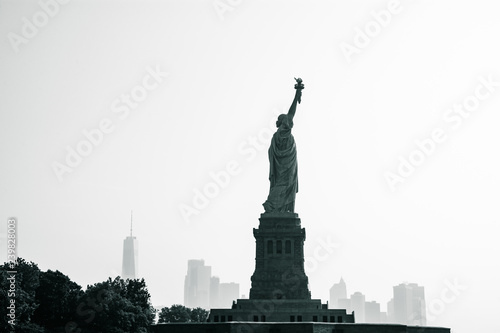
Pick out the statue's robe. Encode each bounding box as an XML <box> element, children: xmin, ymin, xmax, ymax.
<box><xmin>263</xmin><ymin>115</ymin><xmax>298</xmax><ymax>213</ymax></box>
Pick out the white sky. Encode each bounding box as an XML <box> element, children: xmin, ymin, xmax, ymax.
<box><xmin>1</xmin><ymin>0</ymin><xmax>500</xmax><ymax>332</ymax></box>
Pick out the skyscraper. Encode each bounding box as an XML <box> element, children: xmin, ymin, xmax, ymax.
<box><xmin>219</xmin><ymin>282</ymin><xmax>239</xmax><ymax>308</ymax></box>
<box><xmin>350</xmin><ymin>292</ymin><xmax>366</xmax><ymax>323</ymax></box>
<box><xmin>329</xmin><ymin>278</ymin><xmax>381</xmax><ymax>323</ymax></box>
<box><xmin>393</xmin><ymin>283</ymin><xmax>426</xmax><ymax>325</ymax></box>
<box><xmin>387</xmin><ymin>298</ymin><xmax>395</xmax><ymax>322</ymax></box>
<box><xmin>365</xmin><ymin>301</ymin><xmax>381</xmax><ymax>323</ymax></box>
<box><xmin>184</xmin><ymin>259</ymin><xmax>212</xmax><ymax>309</ymax></box>
<box><xmin>329</xmin><ymin>277</ymin><xmax>347</xmax><ymax>308</ymax></box>
<box><xmin>408</xmin><ymin>283</ymin><xmax>426</xmax><ymax>325</ymax></box>
<box><xmin>122</xmin><ymin>212</ymin><xmax>138</xmax><ymax>279</ymax></box>
<box><xmin>210</xmin><ymin>276</ymin><xmax>221</xmax><ymax>308</ymax></box>
<box><xmin>184</xmin><ymin>260</ymin><xmax>241</xmax><ymax>309</ymax></box>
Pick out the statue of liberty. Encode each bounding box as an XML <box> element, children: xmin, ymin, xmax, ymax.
<box><xmin>263</xmin><ymin>78</ymin><xmax>304</xmax><ymax>213</ymax></box>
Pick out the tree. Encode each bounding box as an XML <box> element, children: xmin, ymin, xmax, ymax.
<box><xmin>190</xmin><ymin>307</ymin><xmax>209</xmax><ymax>322</ymax></box>
<box><xmin>157</xmin><ymin>305</ymin><xmax>208</xmax><ymax>323</ymax></box>
<box><xmin>0</xmin><ymin>258</ymin><xmax>45</xmax><ymax>333</ymax></box>
<box><xmin>158</xmin><ymin>304</ymin><xmax>191</xmax><ymax>323</ymax></box>
<box><xmin>1</xmin><ymin>259</ymin><xmax>156</xmax><ymax>333</ymax></box>
<box><xmin>32</xmin><ymin>269</ymin><xmax>83</xmax><ymax>330</ymax></box>
<box><xmin>76</xmin><ymin>277</ymin><xmax>155</xmax><ymax>333</ymax></box>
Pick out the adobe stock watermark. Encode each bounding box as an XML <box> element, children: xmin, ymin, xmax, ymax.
<box><xmin>213</xmin><ymin>0</ymin><xmax>242</xmax><ymax>21</ymax></box>
<box><xmin>51</xmin><ymin>65</ymin><xmax>168</xmax><ymax>182</ymax></box>
<box><xmin>6</xmin><ymin>218</ymin><xmax>18</xmax><ymax>330</ymax></box>
<box><xmin>178</xmin><ymin>108</ymin><xmax>283</xmax><ymax>224</ymax></box>
<box><xmin>7</xmin><ymin>0</ymin><xmax>70</xmax><ymax>53</ymax></box>
<box><xmin>385</xmin><ymin>74</ymin><xmax>499</xmax><ymax>191</ymax></box>
<box><xmin>339</xmin><ymin>0</ymin><xmax>404</xmax><ymax>64</ymax></box>
<box><xmin>6</xmin><ymin>218</ymin><xmax>17</xmax><ymax>268</ymax></box>
<box><xmin>305</xmin><ymin>234</ymin><xmax>341</xmax><ymax>273</ymax></box>
<box><xmin>426</xmin><ymin>278</ymin><xmax>467</xmax><ymax>323</ymax></box>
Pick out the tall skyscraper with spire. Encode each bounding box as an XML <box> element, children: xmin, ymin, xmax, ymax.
<box><xmin>122</xmin><ymin>211</ymin><xmax>138</xmax><ymax>279</ymax></box>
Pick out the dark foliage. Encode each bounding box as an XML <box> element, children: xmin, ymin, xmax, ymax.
<box><xmin>1</xmin><ymin>259</ymin><xmax>155</xmax><ymax>333</ymax></box>
<box><xmin>158</xmin><ymin>304</ymin><xmax>208</xmax><ymax>323</ymax></box>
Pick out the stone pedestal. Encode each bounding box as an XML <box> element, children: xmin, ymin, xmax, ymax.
<box><xmin>249</xmin><ymin>212</ymin><xmax>310</xmax><ymax>300</ymax></box>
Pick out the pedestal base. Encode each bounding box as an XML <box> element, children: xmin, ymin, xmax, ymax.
<box><xmin>249</xmin><ymin>213</ymin><xmax>310</xmax><ymax>300</ymax></box>
<box><xmin>208</xmin><ymin>298</ymin><xmax>354</xmax><ymax>323</ymax></box>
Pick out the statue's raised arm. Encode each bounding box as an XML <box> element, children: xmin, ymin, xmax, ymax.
<box><xmin>263</xmin><ymin>78</ymin><xmax>303</xmax><ymax>213</ymax></box>
<box><xmin>287</xmin><ymin>77</ymin><xmax>305</xmax><ymax>120</ymax></box>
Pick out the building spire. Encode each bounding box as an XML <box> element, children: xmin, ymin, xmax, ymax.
<box><xmin>130</xmin><ymin>210</ymin><xmax>133</xmax><ymax>236</ymax></box>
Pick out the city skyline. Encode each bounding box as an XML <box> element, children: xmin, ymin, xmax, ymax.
<box><xmin>330</xmin><ymin>278</ymin><xmax>428</xmax><ymax>324</ymax></box>
<box><xmin>177</xmin><ymin>260</ymin><xmax>436</xmax><ymax>323</ymax></box>
<box><xmin>184</xmin><ymin>259</ymin><xmax>240</xmax><ymax>309</ymax></box>
<box><xmin>2</xmin><ymin>1</ymin><xmax>500</xmax><ymax>332</ymax></box>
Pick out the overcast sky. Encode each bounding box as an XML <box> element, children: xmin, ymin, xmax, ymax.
<box><xmin>1</xmin><ymin>0</ymin><xmax>500</xmax><ymax>331</ymax></box>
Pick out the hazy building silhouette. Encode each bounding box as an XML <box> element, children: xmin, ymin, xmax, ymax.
<box><xmin>219</xmin><ymin>282</ymin><xmax>239</xmax><ymax>308</ymax></box>
<box><xmin>379</xmin><ymin>311</ymin><xmax>388</xmax><ymax>323</ymax></box>
<box><xmin>393</xmin><ymin>284</ymin><xmax>411</xmax><ymax>324</ymax></box>
<box><xmin>332</xmin><ymin>278</ymin><xmax>350</xmax><ymax>313</ymax></box>
<box><xmin>350</xmin><ymin>292</ymin><xmax>366</xmax><ymax>323</ymax></box>
<box><xmin>329</xmin><ymin>277</ymin><xmax>347</xmax><ymax>308</ymax></box>
<box><xmin>392</xmin><ymin>283</ymin><xmax>426</xmax><ymax>325</ymax></box>
<box><xmin>210</xmin><ymin>277</ymin><xmax>240</xmax><ymax>308</ymax></box>
<box><xmin>122</xmin><ymin>212</ymin><xmax>138</xmax><ymax>279</ymax></box>
<box><xmin>329</xmin><ymin>279</ymin><xmax>382</xmax><ymax>323</ymax></box>
<box><xmin>365</xmin><ymin>301</ymin><xmax>381</xmax><ymax>323</ymax></box>
<box><xmin>184</xmin><ymin>259</ymin><xmax>211</xmax><ymax>309</ymax></box>
<box><xmin>338</xmin><ymin>298</ymin><xmax>351</xmax><ymax>313</ymax></box>
<box><xmin>387</xmin><ymin>298</ymin><xmax>395</xmax><ymax>322</ymax></box>
<box><xmin>210</xmin><ymin>276</ymin><xmax>221</xmax><ymax>308</ymax></box>
<box><xmin>184</xmin><ymin>260</ymin><xmax>240</xmax><ymax>310</ymax></box>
